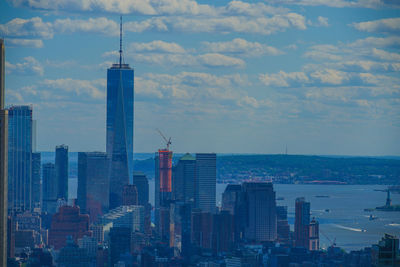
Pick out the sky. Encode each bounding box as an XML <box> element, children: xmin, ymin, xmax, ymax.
<box><xmin>1</xmin><ymin>0</ymin><xmax>399</xmax><ymax>155</ymax></box>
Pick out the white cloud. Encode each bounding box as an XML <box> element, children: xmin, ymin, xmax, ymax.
<box><xmin>273</xmin><ymin>0</ymin><xmax>400</xmax><ymax>9</ymax></box>
<box><xmin>350</xmin><ymin>36</ymin><xmax>400</xmax><ymax>48</ymax></box>
<box><xmin>198</xmin><ymin>53</ymin><xmax>245</xmax><ymax>67</ymax></box>
<box><xmin>6</xmin><ymin>38</ymin><xmax>43</xmax><ymax>48</ymax></box>
<box><xmin>130</xmin><ymin>40</ymin><xmax>186</xmax><ymax>53</ymax></box>
<box><xmin>304</xmin><ymin>44</ymin><xmax>342</xmax><ymax>61</ymax></box>
<box><xmin>310</xmin><ymin>69</ymin><xmax>350</xmax><ymax>85</ymax></box>
<box><xmin>41</xmin><ymin>78</ymin><xmax>106</xmax><ymax>99</ymax></box>
<box><xmin>53</xmin><ymin>17</ymin><xmax>119</xmax><ymax>36</ymax></box>
<box><xmin>6</xmin><ymin>57</ymin><xmax>44</xmax><ymax>76</ymax></box>
<box><xmin>259</xmin><ymin>71</ymin><xmax>309</xmax><ymax>87</ymax></box>
<box><xmin>0</xmin><ymin>17</ymin><xmax>53</xmax><ymax>39</ymax></box>
<box><xmin>10</xmin><ymin>0</ymin><xmax>216</xmax><ymax>16</ymax></box>
<box><xmin>372</xmin><ymin>48</ymin><xmax>400</xmax><ymax>61</ymax></box>
<box><xmin>317</xmin><ymin>16</ymin><xmax>329</xmax><ymax>26</ymax></box>
<box><xmin>352</xmin><ymin>17</ymin><xmax>400</xmax><ymax>33</ymax></box>
<box><xmin>203</xmin><ymin>38</ymin><xmax>283</xmax><ymax>57</ymax></box>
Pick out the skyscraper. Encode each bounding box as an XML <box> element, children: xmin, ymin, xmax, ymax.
<box><xmin>295</xmin><ymin>197</ymin><xmax>310</xmax><ymax>249</ymax></box>
<box><xmin>8</xmin><ymin>105</ymin><xmax>33</xmax><ymax>212</ymax></box>
<box><xmin>42</xmin><ymin>163</ymin><xmax>57</xmax><ymax>214</ymax></box>
<box><xmin>0</xmin><ymin>38</ymin><xmax>8</xmax><ymax>267</ymax></box>
<box><xmin>31</xmin><ymin>152</ymin><xmax>41</xmax><ymax>210</ymax></box>
<box><xmin>242</xmin><ymin>182</ymin><xmax>277</xmax><ymax>242</ymax></box>
<box><xmin>195</xmin><ymin>153</ymin><xmax>216</xmax><ymax>213</ymax></box>
<box><xmin>77</xmin><ymin>152</ymin><xmax>109</xmax><ymax>222</ymax></box>
<box><xmin>132</xmin><ymin>171</ymin><xmax>149</xmax><ymax>206</ymax></box>
<box><xmin>157</xmin><ymin>149</ymin><xmax>173</xmax><ymax>206</ymax></box>
<box><xmin>173</xmin><ymin>153</ymin><xmax>195</xmax><ymax>204</ymax></box>
<box><xmin>55</xmin><ymin>144</ymin><xmax>68</xmax><ymax>201</ymax></box>
<box><xmin>106</xmin><ymin>18</ymin><xmax>134</xmax><ymax>209</ymax></box>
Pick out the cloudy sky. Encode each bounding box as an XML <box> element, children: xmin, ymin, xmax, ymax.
<box><xmin>1</xmin><ymin>0</ymin><xmax>399</xmax><ymax>155</ymax></box>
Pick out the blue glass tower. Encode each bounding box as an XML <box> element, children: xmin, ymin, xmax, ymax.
<box><xmin>106</xmin><ymin>17</ymin><xmax>134</xmax><ymax>209</ymax></box>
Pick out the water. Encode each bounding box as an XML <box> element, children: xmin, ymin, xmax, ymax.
<box><xmin>69</xmin><ymin>179</ymin><xmax>400</xmax><ymax>251</ymax></box>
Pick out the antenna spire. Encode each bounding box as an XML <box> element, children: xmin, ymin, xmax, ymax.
<box><xmin>119</xmin><ymin>15</ymin><xmax>123</xmax><ymax>68</ymax></box>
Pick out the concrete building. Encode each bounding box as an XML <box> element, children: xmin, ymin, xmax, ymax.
<box><xmin>31</xmin><ymin>152</ymin><xmax>41</xmax><ymax>211</ymax></box>
<box><xmin>132</xmin><ymin>171</ymin><xmax>149</xmax><ymax>206</ymax></box>
<box><xmin>295</xmin><ymin>197</ymin><xmax>311</xmax><ymax>249</ymax></box>
<box><xmin>48</xmin><ymin>205</ymin><xmax>91</xmax><ymax>250</ymax></box>
<box><xmin>101</xmin><ymin>205</ymin><xmax>145</xmax><ymax>233</ymax></box>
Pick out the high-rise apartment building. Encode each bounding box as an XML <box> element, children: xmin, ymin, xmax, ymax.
<box><xmin>77</xmin><ymin>152</ymin><xmax>109</xmax><ymax>223</ymax></box>
<box><xmin>8</xmin><ymin>105</ymin><xmax>33</xmax><ymax>213</ymax></box>
<box><xmin>0</xmin><ymin>38</ymin><xmax>8</xmax><ymax>267</ymax></box>
<box><xmin>242</xmin><ymin>182</ymin><xmax>277</xmax><ymax>242</ymax></box>
<box><xmin>55</xmin><ymin>145</ymin><xmax>68</xmax><ymax>201</ymax></box>
<box><xmin>173</xmin><ymin>153</ymin><xmax>195</xmax><ymax>204</ymax></box>
<box><xmin>31</xmin><ymin>152</ymin><xmax>41</xmax><ymax>210</ymax></box>
<box><xmin>42</xmin><ymin>163</ymin><xmax>57</xmax><ymax>214</ymax></box>
<box><xmin>195</xmin><ymin>153</ymin><xmax>216</xmax><ymax>214</ymax></box>
<box><xmin>122</xmin><ymin>184</ymin><xmax>138</xmax><ymax>206</ymax></box>
<box><xmin>106</xmin><ymin>20</ymin><xmax>134</xmax><ymax>209</ymax></box>
<box><xmin>295</xmin><ymin>197</ymin><xmax>310</xmax><ymax>249</ymax></box>
<box><xmin>309</xmin><ymin>217</ymin><xmax>319</xmax><ymax>251</ymax></box>
<box><xmin>276</xmin><ymin>205</ymin><xmax>290</xmax><ymax>243</ymax></box>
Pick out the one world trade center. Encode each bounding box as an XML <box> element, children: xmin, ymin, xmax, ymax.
<box><xmin>106</xmin><ymin>17</ymin><xmax>134</xmax><ymax>209</ymax></box>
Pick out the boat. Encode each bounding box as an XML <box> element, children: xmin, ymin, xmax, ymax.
<box><xmin>325</xmin><ymin>209</ymin><xmax>330</xmax><ymax>212</ymax></box>
<box><xmin>369</xmin><ymin>215</ymin><xmax>378</xmax><ymax>220</ymax></box>
<box><xmin>315</xmin><ymin>195</ymin><xmax>330</xmax><ymax>198</ymax></box>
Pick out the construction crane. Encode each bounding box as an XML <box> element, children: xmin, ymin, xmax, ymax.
<box><xmin>156</xmin><ymin>129</ymin><xmax>172</xmax><ymax>150</ymax></box>
<box><xmin>320</xmin><ymin>229</ymin><xmax>336</xmax><ymax>249</ymax></box>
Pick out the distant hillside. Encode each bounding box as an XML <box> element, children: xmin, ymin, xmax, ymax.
<box><xmin>39</xmin><ymin>152</ymin><xmax>400</xmax><ymax>184</ymax></box>
<box><xmin>216</xmin><ymin>154</ymin><xmax>400</xmax><ymax>184</ymax></box>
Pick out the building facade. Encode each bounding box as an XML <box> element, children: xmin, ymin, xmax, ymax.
<box><xmin>173</xmin><ymin>153</ymin><xmax>196</xmax><ymax>204</ymax></box>
<box><xmin>106</xmin><ymin>62</ymin><xmax>134</xmax><ymax>209</ymax></box>
<box><xmin>77</xmin><ymin>152</ymin><xmax>109</xmax><ymax>223</ymax></box>
<box><xmin>242</xmin><ymin>182</ymin><xmax>277</xmax><ymax>242</ymax></box>
<box><xmin>195</xmin><ymin>153</ymin><xmax>216</xmax><ymax>214</ymax></box>
<box><xmin>8</xmin><ymin>105</ymin><xmax>33</xmax><ymax>213</ymax></box>
<box><xmin>42</xmin><ymin>163</ymin><xmax>57</xmax><ymax>214</ymax></box>
<box><xmin>31</xmin><ymin>152</ymin><xmax>41</xmax><ymax>210</ymax></box>
<box><xmin>295</xmin><ymin>197</ymin><xmax>310</xmax><ymax>249</ymax></box>
<box><xmin>55</xmin><ymin>145</ymin><xmax>68</xmax><ymax>201</ymax></box>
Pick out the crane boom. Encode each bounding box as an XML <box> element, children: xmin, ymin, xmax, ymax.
<box><xmin>156</xmin><ymin>129</ymin><xmax>172</xmax><ymax>150</ymax></box>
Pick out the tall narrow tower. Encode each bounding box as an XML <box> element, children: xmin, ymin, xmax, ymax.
<box><xmin>106</xmin><ymin>16</ymin><xmax>134</xmax><ymax>209</ymax></box>
<box><xmin>0</xmin><ymin>38</ymin><xmax>8</xmax><ymax>267</ymax></box>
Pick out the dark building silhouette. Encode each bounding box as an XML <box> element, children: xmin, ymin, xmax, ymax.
<box><xmin>373</xmin><ymin>234</ymin><xmax>400</xmax><ymax>266</ymax></box>
<box><xmin>48</xmin><ymin>205</ymin><xmax>91</xmax><ymax>250</ymax></box>
<box><xmin>132</xmin><ymin>171</ymin><xmax>149</xmax><ymax>206</ymax></box>
<box><xmin>8</xmin><ymin>105</ymin><xmax>33</xmax><ymax>212</ymax></box>
<box><xmin>295</xmin><ymin>197</ymin><xmax>310</xmax><ymax>249</ymax></box>
<box><xmin>170</xmin><ymin>202</ymin><xmax>192</xmax><ymax>258</ymax></box>
<box><xmin>173</xmin><ymin>153</ymin><xmax>195</xmax><ymax>204</ymax></box>
<box><xmin>109</xmin><ymin>227</ymin><xmax>131</xmax><ymax>266</ymax></box>
<box><xmin>57</xmin><ymin>236</ymin><xmax>93</xmax><ymax>267</ymax></box>
<box><xmin>222</xmin><ymin>184</ymin><xmax>242</xmax><ymax>215</ymax></box>
<box><xmin>55</xmin><ymin>145</ymin><xmax>68</xmax><ymax>201</ymax></box>
<box><xmin>42</xmin><ymin>163</ymin><xmax>57</xmax><ymax>214</ymax></box>
<box><xmin>0</xmin><ymin>38</ymin><xmax>8</xmax><ymax>267</ymax></box>
<box><xmin>276</xmin><ymin>205</ymin><xmax>290</xmax><ymax>243</ymax></box>
<box><xmin>122</xmin><ymin>184</ymin><xmax>138</xmax><ymax>206</ymax></box>
<box><xmin>31</xmin><ymin>152</ymin><xmax>41</xmax><ymax>210</ymax></box>
<box><xmin>77</xmin><ymin>152</ymin><xmax>109</xmax><ymax>223</ymax></box>
<box><xmin>242</xmin><ymin>182</ymin><xmax>277</xmax><ymax>242</ymax></box>
<box><xmin>195</xmin><ymin>153</ymin><xmax>216</xmax><ymax>214</ymax></box>
<box><xmin>212</xmin><ymin>210</ymin><xmax>235</xmax><ymax>254</ymax></box>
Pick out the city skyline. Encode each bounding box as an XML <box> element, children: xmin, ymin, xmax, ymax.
<box><xmin>1</xmin><ymin>1</ymin><xmax>399</xmax><ymax>156</ymax></box>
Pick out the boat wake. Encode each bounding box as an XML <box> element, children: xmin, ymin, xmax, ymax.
<box><xmin>333</xmin><ymin>224</ymin><xmax>364</xmax><ymax>232</ymax></box>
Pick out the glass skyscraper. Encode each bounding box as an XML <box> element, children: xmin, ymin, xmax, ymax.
<box><xmin>106</xmin><ymin>62</ymin><xmax>134</xmax><ymax>209</ymax></box>
<box><xmin>8</xmin><ymin>105</ymin><xmax>33</xmax><ymax>212</ymax></box>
